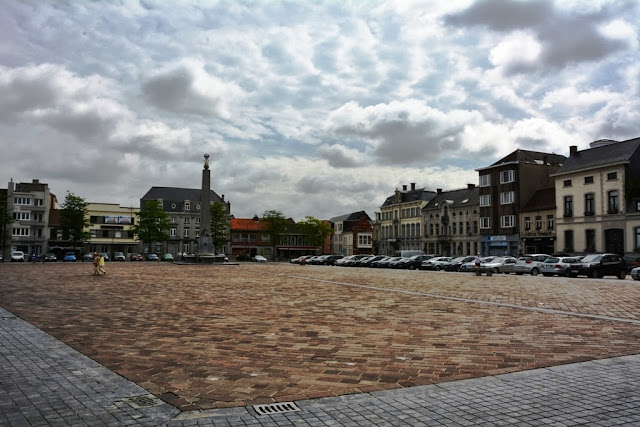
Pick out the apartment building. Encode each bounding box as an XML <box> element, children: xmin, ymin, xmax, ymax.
<box><xmin>552</xmin><ymin>138</ymin><xmax>640</xmax><ymax>255</ymax></box>
<box><xmin>85</xmin><ymin>203</ymin><xmax>139</xmax><ymax>259</ymax></box>
<box><xmin>4</xmin><ymin>179</ymin><xmax>55</xmax><ymax>256</ymax></box>
<box><xmin>476</xmin><ymin>150</ymin><xmax>566</xmax><ymax>256</ymax></box>
<box><xmin>377</xmin><ymin>183</ymin><xmax>436</xmax><ymax>255</ymax></box>
<box><xmin>422</xmin><ymin>185</ymin><xmax>479</xmax><ymax>257</ymax></box>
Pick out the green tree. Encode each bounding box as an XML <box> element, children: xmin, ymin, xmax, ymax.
<box><xmin>131</xmin><ymin>201</ymin><xmax>171</xmax><ymax>254</ymax></box>
<box><xmin>0</xmin><ymin>192</ymin><xmax>13</xmax><ymax>256</ymax></box>
<box><xmin>297</xmin><ymin>216</ymin><xmax>333</xmax><ymax>251</ymax></box>
<box><xmin>262</xmin><ymin>209</ymin><xmax>288</xmax><ymax>260</ymax></box>
<box><xmin>210</xmin><ymin>203</ymin><xmax>228</xmax><ymax>254</ymax></box>
<box><xmin>59</xmin><ymin>192</ymin><xmax>91</xmax><ymax>248</ymax></box>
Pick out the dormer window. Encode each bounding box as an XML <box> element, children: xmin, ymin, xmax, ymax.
<box><xmin>185</xmin><ymin>202</ymin><xmax>190</xmax><ymax>211</ymax></box>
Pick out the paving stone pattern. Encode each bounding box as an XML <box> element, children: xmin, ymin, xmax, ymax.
<box><xmin>0</xmin><ymin>307</ymin><xmax>179</xmax><ymax>426</ymax></box>
<box><xmin>2</xmin><ymin>262</ymin><xmax>640</xmax><ymax>423</ymax></box>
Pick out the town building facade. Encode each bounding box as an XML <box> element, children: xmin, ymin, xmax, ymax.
<box><xmin>476</xmin><ymin>150</ymin><xmax>566</xmax><ymax>257</ymax></box>
<box><xmin>329</xmin><ymin>211</ymin><xmax>371</xmax><ymax>255</ymax></box>
<box><xmin>140</xmin><ymin>187</ymin><xmax>231</xmax><ymax>256</ymax></box>
<box><xmin>341</xmin><ymin>215</ymin><xmax>373</xmax><ymax>256</ymax></box>
<box><xmin>4</xmin><ymin>179</ymin><xmax>55</xmax><ymax>257</ymax></box>
<box><xmin>422</xmin><ymin>185</ymin><xmax>479</xmax><ymax>257</ymax></box>
<box><xmin>84</xmin><ymin>203</ymin><xmax>139</xmax><ymax>259</ymax></box>
<box><xmin>519</xmin><ymin>188</ymin><xmax>556</xmax><ymax>255</ymax></box>
<box><xmin>552</xmin><ymin>138</ymin><xmax>640</xmax><ymax>255</ymax></box>
<box><xmin>377</xmin><ymin>184</ymin><xmax>436</xmax><ymax>256</ymax></box>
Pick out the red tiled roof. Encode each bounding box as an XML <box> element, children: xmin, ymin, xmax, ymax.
<box><xmin>230</xmin><ymin>218</ymin><xmax>266</xmax><ymax>231</ymax></box>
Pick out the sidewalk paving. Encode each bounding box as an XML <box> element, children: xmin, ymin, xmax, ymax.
<box><xmin>2</xmin><ymin>263</ymin><xmax>640</xmax><ymax>425</ymax></box>
<box><xmin>3</xmin><ymin>307</ymin><xmax>640</xmax><ymax>426</ymax></box>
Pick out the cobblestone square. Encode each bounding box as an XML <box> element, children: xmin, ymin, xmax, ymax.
<box><xmin>2</xmin><ymin>262</ymin><xmax>640</xmax><ymax>412</ymax></box>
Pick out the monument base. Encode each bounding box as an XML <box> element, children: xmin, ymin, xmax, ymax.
<box><xmin>181</xmin><ymin>254</ymin><xmax>227</xmax><ymax>264</ymax></box>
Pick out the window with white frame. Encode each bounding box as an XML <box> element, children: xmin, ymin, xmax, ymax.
<box><xmin>480</xmin><ymin>217</ymin><xmax>491</xmax><ymax>229</ymax></box>
<box><xmin>34</xmin><ymin>199</ymin><xmax>44</xmax><ymax>206</ymax></box>
<box><xmin>13</xmin><ymin>197</ymin><xmax>31</xmax><ymax>205</ymax></box>
<box><xmin>170</xmin><ymin>228</ymin><xmax>177</xmax><ymax>237</ymax></box>
<box><xmin>501</xmin><ymin>215</ymin><xmax>515</xmax><ymax>228</ymax></box>
<box><xmin>500</xmin><ymin>170</ymin><xmax>515</xmax><ymax>184</ymax></box>
<box><xmin>480</xmin><ymin>194</ymin><xmax>491</xmax><ymax>207</ymax></box>
<box><xmin>13</xmin><ymin>212</ymin><xmax>31</xmax><ymax>221</ymax></box>
<box><xmin>185</xmin><ymin>202</ymin><xmax>190</xmax><ymax>211</ymax></box>
<box><xmin>12</xmin><ymin>227</ymin><xmax>30</xmax><ymax>236</ymax></box>
<box><xmin>500</xmin><ymin>191</ymin><xmax>515</xmax><ymax>205</ymax></box>
<box><xmin>184</xmin><ymin>217</ymin><xmax>190</xmax><ymax>224</ymax></box>
<box><xmin>480</xmin><ymin>175</ymin><xmax>491</xmax><ymax>187</ymax></box>
<box><xmin>184</xmin><ymin>228</ymin><xmax>189</xmax><ymax>237</ymax></box>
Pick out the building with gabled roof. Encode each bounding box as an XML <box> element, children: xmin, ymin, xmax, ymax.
<box><xmin>422</xmin><ymin>184</ymin><xmax>479</xmax><ymax>257</ymax></box>
<box><xmin>329</xmin><ymin>211</ymin><xmax>371</xmax><ymax>255</ymax></box>
<box><xmin>376</xmin><ymin>183</ymin><xmax>437</xmax><ymax>255</ymax></box>
<box><xmin>140</xmin><ymin>186</ymin><xmax>231</xmax><ymax>256</ymax></box>
<box><xmin>476</xmin><ymin>149</ymin><xmax>566</xmax><ymax>256</ymax></box>
<box><xmin>552</xmin><ymin>137</ymin><xmax>640</xmax><ymax>255</ymax></box>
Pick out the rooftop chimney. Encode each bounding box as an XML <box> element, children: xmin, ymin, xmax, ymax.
<box><xmin>569</xmin><ymin>145</ymin><xmax>578</xmax><ymax>156</ymax></box>
<box><xmin>410</xmin><ymin>183</ymin><xmax>416</xmax><ymax>190</ymax></box>
<box><xmin>467</xmin><ymin>183</ymin><xmax>475</xmax><ymax>189</ymax></box>
<box><xmin>221</xmin><ymin>194</ymin><xmax>225</xmax><ymax>201</ymax></box>
<box><xmin>437</xmin><ymin>188</ymin><xmax>442</xmax><ymax>194</ymax></box>
<box><xmin>402</xmin><ymin>185</ymin><xmax>407</xmax><ymax>191</ymax></box>
<box><xmin>33</xmin><ymin>179</ymin><xmax>39</xmax><ymax>184</ymax></box>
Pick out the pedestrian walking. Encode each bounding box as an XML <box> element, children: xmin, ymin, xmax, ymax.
<box><xmin>99</xmin><ymin>253</ymin><xmax>106</xmax><ymax>275</ymax></box>
<box><xmin>93</xmin><ymin>252</ymin><xmax>100</xmax><ymax>275</ymax></box>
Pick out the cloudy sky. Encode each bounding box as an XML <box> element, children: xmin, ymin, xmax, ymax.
<box><xmin>2</xmin><ymin>0</ymin><xmax>639</xmax><ymax>220</ymax></box>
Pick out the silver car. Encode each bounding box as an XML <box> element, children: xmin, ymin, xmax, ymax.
<box><xmin>541</xmin><ymin>257</ymin><xmax>582</xmax><ymax>277</ymax></box>
<box><xmin>514</xmin><ymin>254</ymin><xmax>551</xmax><ymax>276</ymax></box>
<box><xmin>480</xmin><ymin>256</ymin><xmax>517</xmax><ymax>274</ymax></box>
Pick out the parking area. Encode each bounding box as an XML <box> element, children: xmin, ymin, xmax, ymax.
<box><xmin>1</xmin><ymin>262</ymin><xmax>640</xmax><ymax>412</ymax></box>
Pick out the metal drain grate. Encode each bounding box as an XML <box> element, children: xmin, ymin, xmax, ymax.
<box><xmin>126</xmin><ymin>395</ymin><xmax>163</xmax><ymax>409</ymax></box>
<box><xmin>253</xmin><ymin>401</ymin><xmax>301</xmax><ymax>416</ymax></box>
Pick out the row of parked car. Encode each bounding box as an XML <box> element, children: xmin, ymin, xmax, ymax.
<box><xmin>6</xmin><ymin>250</ymin><xmax>174</xmax><ymax>262</ymax></box>
<box><xmin>290</xmin><ymin>253</ymin><xmax>640</xmax><ymax>280</ymax></box>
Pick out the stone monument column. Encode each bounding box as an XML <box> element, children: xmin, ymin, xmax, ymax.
<box><xmin>198</xmin><ymin>154</ymin><xmax>213</xmax><ymax>255</ymax></box>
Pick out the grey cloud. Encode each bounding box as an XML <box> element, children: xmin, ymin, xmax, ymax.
<box><xmin>538</xmin><ymin>17</ymin><xmax>629</xmax><ymax>68</ymax></box>
<box><xmin>370</xmin><ymin>120</ymin><xmax>464</xmax><ymax>165</ymax></box>
<box><xmin>444</xmin><ymin>0</ymin><xmax>553</xmax><ymax>31</ymax></box>
<box><xmin>446</xmin><ymin>0</ymin><xmax>634</xmax><ymax>72</ymax></box>
<box><xmin>141</xmin><ymin>61</ymin><xmax>232</xmax><ymax>117</ymax></box>
<box><xmin>316</xmin><ymin>144</ymin><xmax>362</xmax><ymax>168</ymax></box>
<box><xmin>327</xmin><ymin>102</ymin><xmax>473</xmax><ymax>166</ymax></box>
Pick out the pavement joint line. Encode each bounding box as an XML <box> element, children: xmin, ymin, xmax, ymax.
<box><xmin>275</xmin><ymin>272</ymin><xmax>640</xmax><ymax>326</ymax></box>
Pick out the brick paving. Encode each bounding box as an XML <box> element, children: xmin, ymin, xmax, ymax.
<box><xmin>2</xmin><ymin>262</ymin><xmax>640</xmax><ymax>415</ymax></box>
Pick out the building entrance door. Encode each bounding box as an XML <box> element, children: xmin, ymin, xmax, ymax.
<box><xmin>605</xmin><ymin>229</ymin><xmax>624</xmax><ymax>255</ymax></box>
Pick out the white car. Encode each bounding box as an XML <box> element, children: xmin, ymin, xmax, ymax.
<box><xmin>541</xmin><ymin>256</ymin><xmax>582</xmax><ymax>277</ymax></box>
<box><xmin>631</xmin><ymin>266</ymin><xmax>640</xmax><ymax>281</ymax></box>
<box><xmin>11</xmin><ymin>251</ymin><xmax>25</xmax><ymax>262</ymax></box>
<box><xmin>460</xmin><ymin>256</ymin><xmax>495</xmax><ymax>272</ymax></box>
<box><xmin>480</xmin><ymin>257</ymin><xmax>517</xmax><ymax>274</ymax></box>
<box><xmin>513</xmin><ymin>254</ymin><xmax>551</xmax><ymax>276</ymax></box>
<box><xmin>252</xmin><ymin>255</ymin><xmax>267</xmax><ymax>262</ymax></box>
<box><xmin>419</xmin><ymin>257</ymin><xmax>453</xmax><ymax>271</ymax></box>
